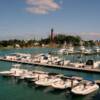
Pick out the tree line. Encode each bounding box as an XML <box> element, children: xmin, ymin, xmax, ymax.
<box><xmin>0</xmin><ymin>34</ymin><xmax>95</xmax><ymax>48</ymax></box>
<box><xmin>40</xmin><ymin>34</ymin><xmax>95</xmax><ymax>46</ymax></box>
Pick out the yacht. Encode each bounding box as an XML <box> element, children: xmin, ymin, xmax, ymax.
<box><xmin>71</xmin><ymin>81</ymin><xmax>99</xmax><ymax>95</ymax></box>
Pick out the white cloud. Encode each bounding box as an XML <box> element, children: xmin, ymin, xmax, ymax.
<box><xmin>24</xmin><ymin>0</ymin><xmax>62</xmax><ymax>14</ymax></box>
<box><xmin>66</xmin><ymin>32</ymin><xmax>100</xmax><ymax>40</ymax></box>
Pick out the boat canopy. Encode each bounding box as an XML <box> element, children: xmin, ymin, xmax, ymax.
<box><xmin>86</xmin><ymin>60</ymin><xmax>94</xmax><ymax>66</ymax></box>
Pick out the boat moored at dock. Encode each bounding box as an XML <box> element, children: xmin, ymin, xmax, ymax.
<box><xmin>71</xmin><ymin>80</ymin><xmax>99</xmax><ymax>95</ymax></box>
<box><xmin>51</xmin><ymin>77</ymin><xmax>79</xmax><ymax>89</ymax></box>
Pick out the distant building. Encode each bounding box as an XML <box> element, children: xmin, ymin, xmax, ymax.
<box><xmin>95</xmin><ymin>40</ymin><xmax>100</xmax><ymax>46</ymax></box>
<box><xmin>15</xmin><ymin>44</ymin><xmax>20</xmax><ymax>48</ymax></box>
<box><xmin>34</xmin><ymin>42</ymin><xmax>39</xmax><ymax>46</ymax></box>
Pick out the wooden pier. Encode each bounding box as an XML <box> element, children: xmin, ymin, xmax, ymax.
<box><xmin>0</xmin><ymin>57</ymin><xmax>100</xmax><ymax>74</ymax></box>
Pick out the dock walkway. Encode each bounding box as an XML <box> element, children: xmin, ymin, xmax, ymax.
<box><xmin>0</xmin><ymin>57</ymin><xmax>100</xmax><ymax>73</ymax></box>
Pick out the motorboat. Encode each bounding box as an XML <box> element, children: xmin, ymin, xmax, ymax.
<box><xmin>35</xmin><ymin>75</ymin><xmax>61</xmax><ymax>87</ymax></box>
<box><xmin>93</xmin><ymin>46</ymin><xmax>100</xmax><ymax>53</ymax></box>
<box><xmin>68</xmin><ymin>62</ymin><xmax>84</xmax><ymax>68</ymax></box>
<box><xmin>71</xmin><ymin>81</ymin><xmax>99</xmax><ymax>95</ymax></box>
<box><xmin>0</xmin><ymin>71</ymin><xmax>12</xmax><ymax>77</ymax></box>
<box><xmin>51</xmin><ymin>77</ymin><xmax>79</xmax><ymax>89</ymax></box>
<box><xmin>84</xmin><ymin>49</ymin><xmax>92</xmax><ymax>54</ymax></box>
<box><xmin>64</xmin><ymin>78</ymin><xmax>79</xmax><ymax>88</ymax></box>
<box><xmin>51</xmin><ymin>78</ymin><xmax>66</xmax><ymax>89</ymax></box>
<box><xmin>0</xmin><ymin>64</ymin><xmax>25</xmax><ymax>78</ymax></box>
<box><xmin>58</xmin><ymin>49</ymin><xmax>67</xmax><ymax>54</ymax></box>
<box><xmin>58</xmin><ymin>46</ymin><xmax>74</xmax><ymax>54</ymax></box>
<box><xmin>66</xmin><ymin>46</ymin><xmax>74</xmax><ymax>53</ymax></box>
<box><xmin>33</xmin><ymin>53</ymin><xmax>52</xmax><ymax>64</ymax></box>
<box><xmin>4</xmin><ymin>53</ymin><xmax>31</xmax><ymax>61</ymax></box>
<box><xmin>20</xmin><ymin>70</ymin><xmax>48</xmax><ymax>81</ymax></box>
<box><xmin>85</xmin><ymin>60</ymin><xmax>100</xmax><ymax>69</ymax></box>
<box><xmin>10</xmin><ymin>68</ymin><xmax>27</xmax><ymax>78</ymax></box>
<box><xmin>79</xmin><ymin>46</ymin><xmax>86</xmax><ymax>52</ymax></box>
<box><xmin>19</xmin><ymin>70</ymin><xmax>35</xmax><ymax>80</ymax></box>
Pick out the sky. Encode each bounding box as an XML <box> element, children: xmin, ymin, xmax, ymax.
<box><xmin>0</xmin><ymin>0</ymin><xmax>100</xmax><ymax>40</ymax></box>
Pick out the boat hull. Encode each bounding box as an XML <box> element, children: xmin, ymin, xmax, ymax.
<box><xmin>71</xmin><ymin>84</ymin><xmax>99</xmax><ymax>95</ymax></box>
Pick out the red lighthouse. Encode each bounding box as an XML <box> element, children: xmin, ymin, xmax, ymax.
<box><xmin>50</xmin><ymin>28</ymin><xmax>55</xmax><ymax>47</ymax></box>
<box><xmin>51</xmin><ymin>28</ymin><xmax>54</xmax><ymax>41</ymax></box>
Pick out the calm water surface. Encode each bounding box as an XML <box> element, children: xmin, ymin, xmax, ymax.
<box><xmin>0</xmin><ymin>48</ymin><xmax>100</xmax><ymax>100</ymax></box>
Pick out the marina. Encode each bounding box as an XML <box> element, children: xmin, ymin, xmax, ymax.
<box><xmin>1</xmin><ymin>0</ymin><xmax>100</xmax><ymax>99</ymax></box>
<box><xmin>0</xmin><ymin>52</ymin><xmax>100</xmax><ymax>74</ymax></box>
<box><xmin>57</xmin><ymin>43</ymin><xmax>100</xmax><ymax>55</ymax></box>
<box><xmin>0</xmin><ymin>64</ymin><xmax>99</xmax><ymax>96</ymax></box>
<box><xmin>0</xmin><ymin>48</ymin><xmax>100</xmax><ymax>100</ymax></box>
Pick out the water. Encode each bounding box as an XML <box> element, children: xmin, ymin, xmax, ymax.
<box><xmin>0</xmin><ymin>48</ymin><xmax>100</xmax><ymax>100</ymax></box>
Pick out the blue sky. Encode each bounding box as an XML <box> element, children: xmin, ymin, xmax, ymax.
<box><xmin>0</xmin><ymin>0</ymin><xmax>100</xmax><ymax>40</ymax></box>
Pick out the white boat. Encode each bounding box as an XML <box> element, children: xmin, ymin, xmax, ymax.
<box><xmin>64</xmin><ymin>79</ymin><xmax>79</xmax><ymax>88</ymax></box>
<box><xmin>79</xmin><ymin>46</ymin><xmax>86</xmax><ymax>52</ymax></box>
<box><xmin>35</xmin><ymin>75</ymin><xmax>61</xmax><ymax>87</ymax></box>
<box><xmin>10</xmin><ymin>68</ymin><xmax>28</xmax><ymax>78</ymax></box>
<box><xmin>58</xmin><ymin>46</ymin><xmax>74</xmax><ymax>54</ymax></box>
<box><xmin>33</xmin><ymin>53</ymin><xmax>52</xmax><ymax>64</ymax></box>
<box><xmin>68</xmin><ymin>62</ymin><xmax>84</xmax><ymax>68</ymax></box>
<box><xmin>33</xmin><ymin>53</ymin><xmax>64</xmax><ymax>65</ymax></box>
<box><xmin>0</xmin><ymin>71</ymin><xmax>12</xmax><ymax>77</ymax></box>
<box><xmin>12</xmin><ymin>64</ymin><xmax>21</xmax><ymax>67</ymax></box>
<box><xmin>58</xmin><ymin>49</ymin><xmax>67</xmax><ymax>54</ymax></box>
<box><xmin>94</xmin><ymin>46</ymin><xmax>100</xmax><ymax>53</ymax></box>
<box><xmin>4</xmin><ymin>53</ymin><xmax>31</xmax><ymax>61</ymax></box>
<box><xmin>71</xmin><ymin>81</ymin><xmax>99</xmax><ymax>95</ymax></box>
<box><xmin>0</xmin><ymin>64</ymin><xmax>25</xmax><ymax>78</ymax></box>
<box><xmin>85</xmin><ymin>60</ymin><xmax>100</xmax><ymax>69</ymax></box>
<box><xmin>19</xmin><ymin>71</ymin><xmax>35</xmax><ymax>80</ymax></box>
<box><xmin>51</xmin><ymin>78</ymin><xmax>79</xmax><ymax>89</ymax></box>
<box><xmin>66</xmin><ymin>46</ymin><xmax>74</xmax><ymax>53</ymax></box>
<box><xmin>51</xmin><ymin>78</ymin><xmax>66</xmax><ymax>89</ymax></box>
<box><xmin>84</xmin><ymin>49</ymin><xmax>92</xmax><ymax>54</ymax></box>
<box><xmin>20</xmin><ymin>70</ymin><xmax>48</xmax><ymax>80</ymax></box>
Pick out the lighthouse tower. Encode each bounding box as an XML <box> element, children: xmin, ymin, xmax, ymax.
<box><xmin>50</xmin><ymin>28</ymin><xmax>55</xmax><ymax>47</ymax></box>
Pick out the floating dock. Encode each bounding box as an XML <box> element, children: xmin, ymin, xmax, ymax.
<box><xmin>0</xmin><ymin>57</ymin><xmax>100</xmax><ymax>74</ymax></box>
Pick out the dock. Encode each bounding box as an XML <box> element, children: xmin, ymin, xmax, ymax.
<box><xmin>95</xmin><ymin>80</ymin><xmax>100</xmax><ymax>85</ymax></box>
<box><xmin>1</xmin><ymin>57</ymin><xmax>100</xmax><ymax>74</ymax></box>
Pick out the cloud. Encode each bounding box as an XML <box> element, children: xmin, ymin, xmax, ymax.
<box><xmin>80</xmin><ymin>32</ymin><xmax>100</xmax><ymax>40</ymax></box>
<box><xmin>68</xmin><ymin>32</ymin><xmax>100</xmax><ymax>40</ymax></box>
<box><xmin>24</xmin><ymin>0</ymin><xmax>62</xmax><ymax>14</ymax></box>
<box><xmin>25</xmin><ymin>0</ymin><xmax>62</xmax><ymax>14</ymax></box>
